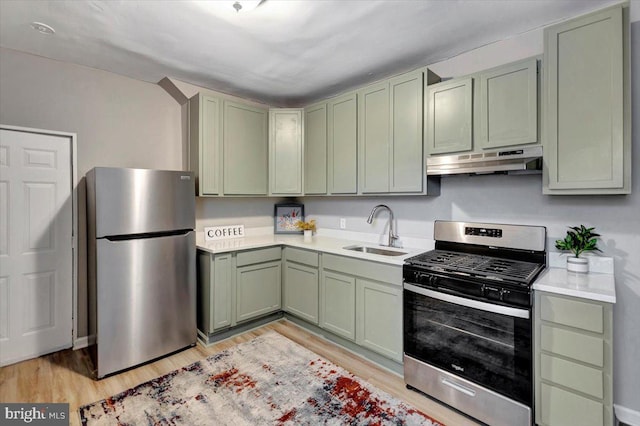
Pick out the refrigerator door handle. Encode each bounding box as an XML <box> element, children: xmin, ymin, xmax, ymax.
<box><xmin>104</xmin><ymin>229</ymin><xmax>193</xmax><ymax>241</ymax></box>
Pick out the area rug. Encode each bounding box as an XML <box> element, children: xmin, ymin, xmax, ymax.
<box><xmin>79</xmin><ymin>332</ymin><xmax>442</xmax><ymax>425</ymax></box>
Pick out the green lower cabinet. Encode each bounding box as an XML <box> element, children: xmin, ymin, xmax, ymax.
<box><xmin>197</xmin><ymin>247</ymin><xmax>403</xmax><ymax>367</ymax></box>
<box><xmin>535</xmin><ymin>291</ymin><xmax>613</xmax><ymax>426</ymax></box>
<box><xmin>320</xmin><ymin>270</ymin><xmax>356</xmax><ymax>340</ymax></box>
<box><xmin>283</xmin><ymin>261</ymin><xmax>319</xmax><ymax>324</ymax></box>
<box><xmin>236</xmin><ymin>260</ymin><xmax>282</xmax><ymax>323</ymax></box>
<box><xmin>320</xmin><ymin>254</ymin><xmax>402</xmax><ymax>362</ymax></box>
<box><xmin>196</xmin><ymin>251</ymin><xmax>232</xmax><ymax>335</ymax></box>
<box><xmin>211</xmin><ymin>253</ymin><xmax>233</xmax><ymax>331</ymax></box>
<box><xmin>355</xmin><ymin>279</ymin><xmax>402</xmax><ymax>362</ymax></box>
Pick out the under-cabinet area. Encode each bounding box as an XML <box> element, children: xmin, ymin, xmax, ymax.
<box><xmin>196</xmin><ymin>242</ymin><xmax>404</xmax><ymax>368</ymax></box>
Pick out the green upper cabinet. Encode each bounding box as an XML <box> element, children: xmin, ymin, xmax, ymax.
<box><xmin>425</xmin><ymin>77</ymin><xmax>473</xmax><ymax>155</ymax></box>
<box><xmin>189</xmin><ymin>94</ymin><xmax>222</xmax><ymax>196</ymax></box>
<box><xmin>389</xmin><ymin>71</ymin><xmax>426</xmax><ymax>192</ymax></box>
<box><xmin>426</xmin><ymin>57</ymin><xmax>541</xmax><ymax>157</ymax></box>
<box><xmin>303</xmin><ymin>102</ymin><xmax>328</xmax><ymax>195</ymax></box>
<box><xmin>358</xmin><ymin>70</ymin><xmax>433</xmax><ymax>194</ymax></box>
<box><xmin>269</xmin><ymin>108</ymin><xmax>303</xmax><ymax>196</ymax></box>
<box><xmin>478</xmin><ymin>58</ymin><xmax>538</xmax><ymax>149</ymax></box>
<box><xmin>543</xmin><ymin>5</ymin><xmax>630</xmax><ymax>194</ymax></box>
<box><xmin>358</xmin><ymin>82</ymin><xmax>390</xmax><ymax>193</ymax></box>
<box><xmin>223</xmin><ymin>100</ymin><xmax>269</xmax><ymax>195</ymax></box>
<box><xmin>189</xmin><ymin>96</ymin><xmax>269</xmax><ymax>197</ymax></box>
<box><xmin>327</xmin><ymin>92</ymin><xmax>358</xmax><ymax>194</ymax></box>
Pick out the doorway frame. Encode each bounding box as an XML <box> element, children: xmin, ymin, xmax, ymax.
<box><xmin>0</xmin><ymin>124</ymin><xmax>79</xmax><ymax>348</ymax></box>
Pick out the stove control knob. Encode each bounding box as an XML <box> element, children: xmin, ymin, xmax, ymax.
<box><xmin>484</xmin><ymin>286</ymin><xmax>501</xmax><ymax>300</ymax></box>
<box><xmin>500</xmin><ymin>289</ymin><xmax>510</xmax><ymax>301</ymax></box>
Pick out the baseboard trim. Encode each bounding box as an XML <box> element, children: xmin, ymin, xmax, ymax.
<box><xmin>615</xmin><ymin>404</ymin><xmax>640</xmax><ymax>426</ymax></box>
<box><xmin>73</xmin><ymin>334</ymin><xmax>95</xmax><ymax>350</ymax></box>
<box><xmin>1</xmin><ymin>342</ymin><xmax>72</xmax><ymax>367</ymax></box>
<box><xmin>197</xmin><ymin>312</ymin><xmax>285</xmax><ymax>346</ymax></box>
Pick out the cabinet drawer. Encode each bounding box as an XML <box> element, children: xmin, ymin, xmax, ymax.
<box><xmin>323</xmin><ymin>254</ymin><xmax>401</xmax><ymax>285</ymax></box>
<box><xmin>236</xmin><ymin>246</ymin><xmax>281</xmax><ymax>267</ymax></box>
<box><xmin>285</xmin><ymin>247</ymin><xmax>319</xmax><ymax>267</ymax></box>
<box><xmin>540</xmin><ymin>383</ymin><xmax>603</xmax><ymax>426</ymax></box>
<box><xmin>540</xmin><ymin>293</ymin><xmax>604</xmax><ymax>333</ymax></box>
<box><xmin>540</xmin><ymin>324</ymin><xmax>604</xmax><ymax>367</ymax></box>
<box><xmin>541</xmin><ymin>353</ymin><xmax>603</xmax><ymax>399</ymax></box>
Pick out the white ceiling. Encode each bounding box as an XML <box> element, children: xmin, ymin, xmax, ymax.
<box><xmin>0</xmin><ymin>0</ymin><xmax>618</xmax><ymax>106</ymax></box>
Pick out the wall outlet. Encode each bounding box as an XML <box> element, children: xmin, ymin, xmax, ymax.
<box><xmin>340</xmin><ymin>218</ymin><xmax>346</xmax><ymax>229</ymax></box>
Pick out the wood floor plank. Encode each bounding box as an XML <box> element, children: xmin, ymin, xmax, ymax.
<box><xmin>0</xmin><ymin>320</ymin><xmax>479</xmax><ymax>426</ymax></box>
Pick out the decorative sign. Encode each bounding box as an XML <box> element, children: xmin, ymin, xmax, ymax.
<box><xmin>204</xmin><ymin>225</ymin><xmax>245</xmax><ymax>241</ymax></box>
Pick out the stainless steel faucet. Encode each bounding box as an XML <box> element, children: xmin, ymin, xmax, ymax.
<box><xmin>366</xmin><ymin>204</ymin><xmax>399</xmax><ymax>247</ymax></box>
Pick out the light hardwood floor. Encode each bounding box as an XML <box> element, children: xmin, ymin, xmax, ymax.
<box><xmin>0</xmin><ymin>320</ymin><xmax>479</xmax><ymax>425</ymax></box>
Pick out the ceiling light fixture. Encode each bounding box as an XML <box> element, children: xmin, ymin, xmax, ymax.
<box><xmin>30</xmin><ymin>22</ymin><xmax>55</xmax><ymax>35</ymax></box>
<box><xmin>231</xmin><ymin>0</ymin><xmax>264</xmax><ymax>13</ymax></box>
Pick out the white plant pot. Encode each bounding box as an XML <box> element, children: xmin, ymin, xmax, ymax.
<box><xmin>303</xmin><ymin>230</ymin><xmax>313</xmax><ymax>243</ymax></box>
<box><xmin>567</xmin><ymin>256</ymin><xmax>589</xmax><ymax>273</ymax></box>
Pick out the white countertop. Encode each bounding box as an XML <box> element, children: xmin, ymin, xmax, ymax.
<box><xmin>533</xmin><ymin>253</ymin><xmax>616</xmax><ymax>304</ymax></box>
<box><xmin>196</xmin><ymin>230</ymin><xmax>432</xmax><ymax>266</ymax></box>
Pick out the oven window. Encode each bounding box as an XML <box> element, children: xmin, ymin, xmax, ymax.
<box><xmin>403</xmin><ymin>289</ymin><xmax>532</xmax><ymax>406</ymax></box>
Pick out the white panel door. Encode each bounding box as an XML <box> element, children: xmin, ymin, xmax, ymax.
<box><xmin>0</xmin><ymin>128</ymin><xmax>73</xmax><ymax>366</ymax></box>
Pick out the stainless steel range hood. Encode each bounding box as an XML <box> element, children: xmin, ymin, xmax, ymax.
<box><xmin>426</xmin><ymin>146</ymin><xmax>542</xmax><ymax>176</ymax></box>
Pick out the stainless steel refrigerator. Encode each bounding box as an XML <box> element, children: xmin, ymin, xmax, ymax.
<box><xmin>86</xmin><ymin>167</ymin><xmax>196</xmax><ymax>378</ymax></box>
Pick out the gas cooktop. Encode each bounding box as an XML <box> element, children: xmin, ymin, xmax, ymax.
<box><xmin>404</xmin><ymin>221</ymin><xmax>547</xmax><ymax>287</ymax></box>
<box><xmin>406</xmin><ymin>249</ymin><xmax>545</xmax><ymax>285</ymax></box>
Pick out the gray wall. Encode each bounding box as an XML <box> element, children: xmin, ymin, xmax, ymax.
<box><xmin>0</xmin><ymin>47</ymin><xmax>184</xmax><ymax>337</ymax></box>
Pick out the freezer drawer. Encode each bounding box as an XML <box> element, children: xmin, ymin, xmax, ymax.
<box><xmin>95</xmin><ymin>231</ymin><xmax>196</xmax><ymax>378</ymax></box>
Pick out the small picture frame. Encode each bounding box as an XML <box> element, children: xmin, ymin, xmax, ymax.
<box><xmin>274</xmin><ymin>203</ymin><xmax>304</xmax><ymax>234</ymax></box>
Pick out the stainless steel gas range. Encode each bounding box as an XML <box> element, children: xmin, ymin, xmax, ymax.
<box><xmin>403</xmin><ymin>221</ymin><xmax>546</xmax><ymax>426</ymax></box>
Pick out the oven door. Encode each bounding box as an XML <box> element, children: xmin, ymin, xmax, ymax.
<box><xmin>403</xmin><ymin>282</ymin><xmax>532</xmax><ymax>407</ymax></box>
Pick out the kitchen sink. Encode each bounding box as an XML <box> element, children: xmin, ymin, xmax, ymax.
<box><xmin>343</xmin><ymin>245</ymin><xmax>407</xmax><ymax>256</ymax></box>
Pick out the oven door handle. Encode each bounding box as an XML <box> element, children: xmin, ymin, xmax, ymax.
<box><xmin>404</xmin><ymin>283</ymin><xmax>530</xmax><ymax>319</ymax></box>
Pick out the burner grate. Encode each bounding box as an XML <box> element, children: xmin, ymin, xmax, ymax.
<box><xmin>407</xmin><ymin>250</ymin><xmax>543</xmax><ymax>284</ymax></box>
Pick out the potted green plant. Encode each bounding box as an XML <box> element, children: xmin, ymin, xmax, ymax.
<box><xmin>295</xmin><ymin>219</ymin><xmax>316</xmax><ymax>242</ymax></box>
<box><xmin>555</xmin><ymin>225</ymin><xmax>601</xmax><ymax>273</ymax></box>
